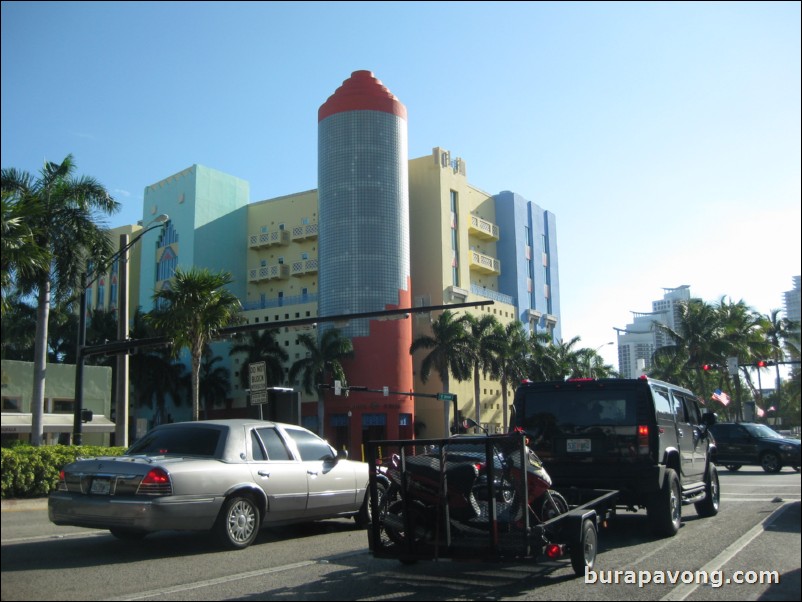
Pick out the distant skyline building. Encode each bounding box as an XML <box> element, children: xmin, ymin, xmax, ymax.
<box><xmin>615</xmin><ymin>285</ymin><xmax>691</xmax><ymax>378</ymax></box>
<box><xmin>784</xmin><ymin>275</ymin><xmax>801</xmax><ymax>341</ymax></box>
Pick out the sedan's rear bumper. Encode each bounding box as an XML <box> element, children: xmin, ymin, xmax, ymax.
<box><xmin>48</xmin><ymin>492</ymin><xmax>224</xmax><ymax>533</ymax></box>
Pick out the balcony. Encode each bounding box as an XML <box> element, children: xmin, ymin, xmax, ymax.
<box><xmin>292</xmin><ymin>223</ymin><xmax>318</xmax><ymax>241</ymax></box>
<box><xmin>248</xmin><ymin>263</ymin><xmax>290</xmax><ymax>282</ymax></box>
<box><xmin>291</xmin><ymin>258</ymin><xmax>319</xmax><ymax>277</ymax></box>
<box><xmin>248</xmin><ymin>230</ymin><xmax>291</xmax><ymax>248</ymax></box>
<box><xmin>469</xmin><ymin>251</ymin><xmax>501</xmax><ymax>275</ymax></box>
<box><xmin>469</xmin><ymin>215</ymin><xmax>499</xmax><ymax>240</ymax></box>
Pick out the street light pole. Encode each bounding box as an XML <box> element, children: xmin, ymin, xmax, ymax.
<box><xmin>587</xmin><ymin>341</ymin><xmax>614</xmax><ymax>377</ymax></box>
<box><xmin>72</xmin><ymin>215</ymin><xmax>168</xmax><ymax>446</ymax></box>
<box><xmin>115</xmin><ymin>233</ymin><xmax>130</xmax><ymax>447</ymax></box>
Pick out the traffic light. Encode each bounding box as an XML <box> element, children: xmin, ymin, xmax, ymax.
<box><xmin>702</xmin><ymin>364</ymin><xmax>717</xmax><ymax>371</ymax></box>
<box><xmin>756</xmin><ymin>360</ymin><xmax>775</xmax><ymax>367</ymax></box>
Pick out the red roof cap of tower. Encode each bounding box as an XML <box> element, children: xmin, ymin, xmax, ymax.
<box><xmin>318</xmin><ymin>70</ymin><xmax>407</xmax><ymax>122</ymax></box>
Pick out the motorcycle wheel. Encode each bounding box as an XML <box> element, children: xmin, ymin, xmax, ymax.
<box><xmin>532</xmin><ymin>491</ymin><xmax>569</xmax><ymax>523</ymax></box>
<box><xmin>383</xmin><ymin>499</ymin><xmax>428</xmax><ymax>546</ymax></box>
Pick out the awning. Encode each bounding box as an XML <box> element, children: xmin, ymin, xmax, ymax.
<box><xmin>1</xmin><ymin>413</ymin><xmax>116</xmax><ymax>434</ymax></box>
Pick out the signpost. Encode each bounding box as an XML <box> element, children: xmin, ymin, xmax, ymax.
<box><xmin>249</xmin><ymin>362</ymin><xmax>267</xmax><ymax>419</ymax></box>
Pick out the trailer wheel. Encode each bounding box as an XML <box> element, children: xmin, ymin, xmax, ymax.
<box><xmin>570</xmin><ymin>518</ymin><xmax>597</xmax><ymax>576</ymax></box>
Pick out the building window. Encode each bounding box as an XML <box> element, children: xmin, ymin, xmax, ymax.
<box><xmin>2</xmin><ymin>397</ymin><xmax>22</xmax><ymax>412</ymax></box>
<box><xmin>53</xmin><ymin>399</ymin><xmax>74</xmax><ymax>414</ymax></box>
<box><xmin>450</xmin><ymin>190</ymin><xmax>460</xmax><ymax>287</ymax></box>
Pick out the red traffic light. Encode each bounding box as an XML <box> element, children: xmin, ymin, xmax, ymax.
<box><xmin>702</xmin><ymin>364</ymin><xmax>713</xmax><ymax>371</ymax></box>
<box><xmin>757</xmin><ymin>360</ymin><xmax>767</xmax><ymax>367</ymax></box>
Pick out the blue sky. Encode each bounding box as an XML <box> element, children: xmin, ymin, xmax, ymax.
<box><xmin>2</xmin><ymin>1</ymin><xmax>800</xmax><ymax>367</ymax></box>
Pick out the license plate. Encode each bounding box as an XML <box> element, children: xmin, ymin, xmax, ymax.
<box><xmin>567</xmin><ymin>438</ymin><xmax>591</xmax><ymax>453</ymax></box>
<box><xmin>90</xmin><ymin>477</ymin><xmax>111</xmax><ymax>495</ymax></box>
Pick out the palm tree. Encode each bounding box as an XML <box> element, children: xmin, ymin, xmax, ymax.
<box><xmin>652</xmin><ymin>298</ymin><xmax>723</xmax><ymax>392</ymax></box>
<box><xmin>549</xmin><ymin>336</ymin><xmax>584</xmax><ymax>380</ymax></box>
<box><xmin>135</xmin><ymin>346</ymin><xmax>189</xmax><ymax>426</ymax></box>
<box><xmin>761</xmin><ymin>309</ymin><xmax>797</xmax><ymax>412</ymax></box>
<box><xmin>1</xmin><ymin>193</ymin><xmax>49</xmax><ymax>315</ymax></box>
<box><xmin>409</xmin><ymin>310</ymin><xmax>472</xmax><ymax>392</ymax></box>
<box><xmin>496</xmin><ymin>321</ymin><xmax>530</xmax><ymax>430</ymax></box>
<box><xmin>527</xmin><ymin>331</ymin><xmax>561</xmax><ymax>382</ymax></box>
<box><xmin>1</xmin><ymin>155</ymin><xmax>118</xmax><ymax>445</ymax></box>
<box><xmin>148</xmin><ymin>267</ymin><xmax>243</xmax><ymax>421</ymax></box>
<box><xmin>199</xmin><ymin>348</ymin><xmax>231</xmax><ymax>419</ymax></box>
<box><xmin>229</xmin><ymin>329</ymin><xmax>288</xmax><ymax>390</ymax></box>
<box><xmin>289</xmin><ymin>328</ymin><xmax>353</xmax><ymax>435</ymax></box>
<box><xmin>575</xmin><ymin>346</ymin><xmax>618</xmax><ymax>379</ymax></box>
<box><xmin>463</xmin><ymin>313</ymin><xmax>504</xmax><ymax>426</ymax></box>
<box><xmin>0</xmin><ymin>293</ymin><xmax>37</xmax><ymax>360</ymax></box>
<box><xmin>410</xmin><ymin>310</ymin><xmax>472</xmax><ymax>432</ymax></box>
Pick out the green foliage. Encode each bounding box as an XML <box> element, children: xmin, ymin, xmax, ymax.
<box><xmin>0</xmin><ymin>444</ymin><xmax>126</xmax><ymax>499</ymax></box>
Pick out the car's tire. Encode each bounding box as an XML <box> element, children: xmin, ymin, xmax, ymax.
<box><xmin>761</xmin><ymin>451</ymin><xmax>782</xmax><ymax>473</ymax></box>
<box><xmin>648</xmin><ymin>468</ymin><xmax>681</xmax><ymax>537</ymax></box>
<box><xmin>694</xmin><ymin>463</ymin><xmax>720</xmax><ymax>518</ymax></box>
<box><xmin>570</xmin><ymin>518</ymin><xmax>598</xmax><ymax>576</ymax></box>
<box><xmin>109</xmin><ymin>528</ymin><xmax>148</xmax><ymax>541</ymax></box>
<box><xmin>725</xmin><ymin>464</ymin><xmax>742</xmax><ymax>472</ymax></box>
<box><xmin>215</xmin><ymin>495</ymin><xmax>261</xmax><ymax>550</ymax></box>
<box><xmin>355</xmin><ymin>481</ymin><xmax>387</xmax><ymax>529</ymax></box>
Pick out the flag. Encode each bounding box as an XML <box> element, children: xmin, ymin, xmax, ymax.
<box><xmin>711</xmin><ymin>389</ymin><xmax>731</xmax><ymax>406</ymax></box>
<box><xmin>756</xmin><ymin>405</ymin><xmax>765</xmax><ymax>418</ymax></box>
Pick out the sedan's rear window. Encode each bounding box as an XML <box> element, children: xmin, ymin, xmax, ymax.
<box><xmin>127</xmin><ymin>427</ymin><xmax>222</xmax><ymax>457</ymax></box>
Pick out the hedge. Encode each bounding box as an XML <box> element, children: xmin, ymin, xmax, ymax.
<box><xmin>1</xmin><ymin>445</ymin><xmax>127</xmax><ymax>499</ymax></box>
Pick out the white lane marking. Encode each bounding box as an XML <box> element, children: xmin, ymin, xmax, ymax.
<box><xmin>659</xmin><ymin>501</ymin><xmax>791</xmax><ymax>601</ymax></box>
<box><xmin>105</xmin><ymin>560</ymin><xmax>319</xmax><ymax>601</ymax></box>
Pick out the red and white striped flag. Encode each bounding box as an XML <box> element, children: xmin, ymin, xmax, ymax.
<box><xmin>711</xmin><ymin>389</ymin><xmax>731</xmax><ymax>406</ymax></box>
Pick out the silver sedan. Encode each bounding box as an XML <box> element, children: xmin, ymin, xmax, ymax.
<box><xmin>48</xmin><ymin>419</ymin><xmax>371</xmax><ymax>549</ymax></box>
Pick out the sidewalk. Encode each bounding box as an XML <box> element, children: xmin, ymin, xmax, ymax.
<box><xmin>1</xmin><ymin>498</ymin><xmax>48</xmax><ymax>512</ymax></box>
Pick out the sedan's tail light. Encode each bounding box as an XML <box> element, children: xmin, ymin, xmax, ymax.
<box><xmin>136</xmin><ymin>468</ymin><xmax>172</xmax><ymax>496</ymax></box>
<box><xmin>57</xmin><ymin>469</ymin><xmax>68</xmax><ymax>492</ymax></box>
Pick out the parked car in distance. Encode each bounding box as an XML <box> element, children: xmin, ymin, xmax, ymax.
<box><xmin>49</xmin><ymin>419</ymin><xmax>371</xmax><ymax>549</ymax></box>
<box><xmin>510</xmin><ymin>377</ymin><xmax>719</xmax><ymax>537</ymax></box>
<box><xmin>708</xmin><ymin>422</ymin><xmax>801</xmax><ymax>473</ymax></box>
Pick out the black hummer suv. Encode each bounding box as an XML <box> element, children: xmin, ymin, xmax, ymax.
<box><xmin>510</xmin><ymin>377</ymin><xmax>719</xmax><ymax>537</ymax></box>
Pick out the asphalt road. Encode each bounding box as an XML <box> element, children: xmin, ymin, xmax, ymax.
<box><xmin>1</xmin><ymin>467</ymin><xmax>799</xmax><ymax>601</ymax></box>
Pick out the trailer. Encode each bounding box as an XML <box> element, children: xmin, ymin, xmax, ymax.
<box><xmin>366</xmin><ymin>434</ymin><xmax>618</xmax><ymax>576</ymax></box>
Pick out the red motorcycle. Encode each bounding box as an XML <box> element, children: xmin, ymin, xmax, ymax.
<box><xmin>377</xmin><ymin>422</ymin><xmax>568</xmax><ymax>547</ymax></box>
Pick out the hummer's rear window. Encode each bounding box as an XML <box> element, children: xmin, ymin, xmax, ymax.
<box><xmin>515</xmin><ymin>388</ymin><xmax>637</xmax><ymax>430</ymax></box>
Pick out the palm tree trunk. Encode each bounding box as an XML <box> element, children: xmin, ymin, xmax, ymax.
<box><xmin>317</xmin><ymin>392</ymin><xmax>325</xmax><ymax>437</ymax></box>
<box><xmin>473</xmin><ymin>366</ymin><xmax>481</xmax><ymax>427</ymax></box>
<box><xmin>501</xmin><ymin>377</ymin><xmax>509</xmax><ymax>432</ymax></box>
<box><xmin>192</xmin><ymin>353</ymin><xmax>201</xmax><ymax>422</ymax></box>
<box><xmin>30</xmin><ymin>279</ymin><xmax>51</xmax><ymax>446</ymax></box>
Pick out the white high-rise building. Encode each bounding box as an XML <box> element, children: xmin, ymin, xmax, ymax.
<box><xmin>784</xmin><ymin>276</ymin><xmax>801</xmax><ymax>333</ymax></box>
<box><xmin>615</xmin><ymin>286</ymin><xmax>691</xmax><ymax>378</ymax></box>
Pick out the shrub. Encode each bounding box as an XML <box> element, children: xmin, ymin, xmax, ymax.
<box><xmin>1</xmin><ymin>445</ymin><xmax>126</xmax><ymax>499</ymax></box>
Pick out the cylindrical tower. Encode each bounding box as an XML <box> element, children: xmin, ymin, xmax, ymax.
<box><xmin>318</xmin><ymin>70</ymin><xmax>413</xmax><ymax>452</ymax></box>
